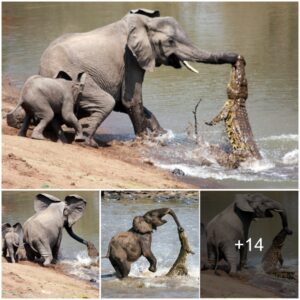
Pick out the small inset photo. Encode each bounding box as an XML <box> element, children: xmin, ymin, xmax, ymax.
<box><xmin>101</xmin><ymin>191</ymin><xmax>199</xmax><ymax>298</ymax></box>
<box><xmin>201</xmin><ymin>191</ymin><xmax>298</xmax><ymax>298</ymax></box>
<box><xmin>2</xmin><ymin>191</ymin><xmax>99</xmax><ymax>298</ymax></box>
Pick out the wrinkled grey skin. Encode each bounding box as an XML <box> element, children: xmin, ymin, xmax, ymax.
<box><xmin>38</xmin><ymin>8</ymin><xmax>238</xmax><ymax>147</ymax></box>
<box><xmin>2</xmin><ymin>223</ymin><xmax>24</xmax><ymax>263</ymax></box>
<box><xmin>103</xmin><ymin>207</ymin><xmax>183</xmax><ymax>278</ymax></box>
<box><xmin>206</xmin><ymin>193</ymin><xmax>291</xmax><ymax>274</ymax></box>
<box><xmin>9</xmin><ymin>72</ymin><xmax>86</xmax><ymax>142</ymax></box>
<box><xmin>23</xmin><ymin>193</ymin><xmax>89</xmax><ymax>266</ymax></box>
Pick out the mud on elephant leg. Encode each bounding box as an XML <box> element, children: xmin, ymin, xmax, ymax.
<box><xmin>126</xmin><ymin>103</ymin><xmax>165</xmax><ymax>136</ymax></box>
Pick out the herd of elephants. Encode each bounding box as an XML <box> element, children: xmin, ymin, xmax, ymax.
<box><xmin>2</xmin><ymin>7</ymin><xmax>297</xmax><ymax>298</ymax></box>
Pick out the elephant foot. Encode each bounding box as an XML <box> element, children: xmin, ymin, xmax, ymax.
<box><xmin>84</xmin><ymin>138</ymin><xmax>99</xmax><ymax>148</ymax></box>
<box><xmin>31</xmin><ymin>132</ymin><xmax>47</xmax><ymax>141</ymax></box>
<box><xmin>74</xmin><ymin>133</ymin><xmax>85</xmax><ymax>143</ymax></box>
<box><xmin>149</xmin><ymin>265</ymin><xmax>157</xmax><ymax>272</ymax></box>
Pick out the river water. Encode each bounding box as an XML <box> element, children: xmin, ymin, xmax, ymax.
<box><xmin>101</xmin><ymin>192</ymin><xmax>199</xmax><ymax>298</ymax></box>
<box><xmin>3</xmin><ymin>2</ymin><xmax>298</xmax><ymax>188</ymax></box>
<box><xmin>2</xmin><ymin>191</ymin><xmax>99</xmax><ymax>288</ymax></box>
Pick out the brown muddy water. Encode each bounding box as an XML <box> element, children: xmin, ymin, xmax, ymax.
<box><xmin>101</xmin><ymin>192</ymin><xmax>199</xmax><ymax>298</ymax></box>
<box><xmin>2</xmin><ymin>2</ymin><xmax>298</xmax><ymax>188</ymax></box>
<box><xmin>2</xmin><ymin>191</ymin><xmax>99</xmax><ymax>287</ymax></box>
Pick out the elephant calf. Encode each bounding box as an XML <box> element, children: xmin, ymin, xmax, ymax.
<box><xmin>103</xmin><ymin>208</ymin><xmax>183</xmax><ymax>278</ymax></box>
<box><xmin>2</xmin><ymin>223</ymin><xmax>25</xmax><ymax>263</ymax></box>
<box><xmin>8</xmin><ymin>71</ymin><xmax>86</xmax><ymax>142</ymax></box>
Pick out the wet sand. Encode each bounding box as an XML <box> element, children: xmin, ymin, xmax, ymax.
<box><xmin>201</xmin><ymin>270</ymin><xmax>297</xmax><ymax>298</ymax></box>
<box><xmin>2</xmin><ymin>260</ymin><xmax>98</xmax><ymax>298</ymax></box>
<box><xmin>2</xmin><ymin>77</ymin><xmax>198</xmax><ymax>189</ymax></box>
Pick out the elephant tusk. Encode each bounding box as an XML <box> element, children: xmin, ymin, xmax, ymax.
<box><xmin>182</xmin><ymin>61</ymin><xmax>199</xmax><ymax>74</ymax></box>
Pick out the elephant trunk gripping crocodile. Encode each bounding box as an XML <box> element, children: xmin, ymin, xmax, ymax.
<box><xmin>166</xmin><ymin>228</ymin><xmax>194</xmax><ymax>277</ymax></box>
<box><xmin>262</xmin><ymin>228</ymin><xmax>296</xmax><ymax>280</ymax></box>
<box><xmin>206</xmin><ymin>55</ymin><xmax>261</xmax><ymax>162</ymax></box>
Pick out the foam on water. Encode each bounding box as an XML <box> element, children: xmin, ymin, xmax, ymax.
<box><xmin>145</xmin><ymin>132</ymin><xmax>298</xmax><ymax>185</ymax></box>
<box><xmin>61</xmin><ymin>251</ymin><xmax>99</xmax><ymax>286</ymax></box>
<box><xmin>282</xmin><ymin>149</ymin><xmax>298</xmax><ymax>165</ymax></box>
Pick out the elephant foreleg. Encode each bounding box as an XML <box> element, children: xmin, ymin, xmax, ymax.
<box><xmin>143</xmin><ymin>106</ymin><xmax>166</xmax><ymax>134</ymax></box>
<box><xmin>223</xmin><ymin>243</ymin><xmax>239</xmax><ymax>274</ymax></box>
<box><xmin>52</xmin><ymin>231</ymin><xmax>63</xmax><ymax>263</ymax></box>
<box><xmin>141</xmin><ymin>241</ymin><xmax>157</xmax><ymax>272</ymax></box>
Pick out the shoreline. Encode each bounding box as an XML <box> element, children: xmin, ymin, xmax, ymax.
<box><xmin>2</xmin><ymin>77</ymin><xmax>198</xmax><ymax>189</ymax></box>
<box><xmin>2</xmin><ymin>260</ymin><xmax>99</xmax><ymax>298</ymax></box>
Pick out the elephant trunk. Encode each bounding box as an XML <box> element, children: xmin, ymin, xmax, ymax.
<box><xmin>272</xmin><ymin>202</ymin><xmax>292</xmax><ymax>234</ymax></box>
<box><xmin>64</xmin><ymin>225</ymin><xmax>88</xmax><ymax>245</ymax></box>
<box><xmin>167</xmin><ymin>209</ymin><xmax>184</xmax><ymax>231</ymax></box>
<box><xmin>179</xmin><ymin>43</ymin><xmax>238</xmax><ymax>65</ymax></box>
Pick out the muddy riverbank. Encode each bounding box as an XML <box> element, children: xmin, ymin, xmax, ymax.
<box><xmin>2</xmin><ymin>260</ymin><xmax>98</xmax><ymax>298</ymax></box>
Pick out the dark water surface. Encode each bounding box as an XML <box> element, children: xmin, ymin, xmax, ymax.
<box><xmin>3</xmin><ymin>2</ymin><xmax>298</xmax><ymax>188</ymax></box>
<box><xmin>2</xmin><ymin>191</ymin><xmax>99</xmax><ymax>287</ymax></box>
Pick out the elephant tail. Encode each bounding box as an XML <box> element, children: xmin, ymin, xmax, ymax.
<box><xmin>101</xmin><ymin>242</ymin><xmax>111</xmax><ymax>259</ymax></box>
<box><xmin>7</xmin><ymin>97</ymin><xmax>23</xmax><ymax>116</ymax></box>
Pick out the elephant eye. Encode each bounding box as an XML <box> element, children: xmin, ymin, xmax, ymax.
<box><xmin>168</xmin><ymin>38</ymin><xmax>175</xmax><ymax>46</ymax></box>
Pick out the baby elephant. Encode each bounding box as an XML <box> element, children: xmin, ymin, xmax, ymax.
<box><xmin>9</xmin><ymin>71</ymin><xmax>86</xmax><ymax>142</ymax></box>
<box><xmin>103</xmin><ymin>208</ymin><xmax>183</xmax><ymax>278</ymax></box>
<box><xmin>2</xmin><ymin>223</ymin><xmax>26</xmax><ymax>263</ymax></box>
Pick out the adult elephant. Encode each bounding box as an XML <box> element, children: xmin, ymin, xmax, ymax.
<box><xmin>39</xmin><ymin>8</ymin><xmax>238</xmax><ymax>147</ymax></box>
<box><xmin>206</xmin><ymin>193</ymin><xmax>292</xmax><ymax>274</ymax></box>
<box><xmin>23</xmin><ymin>193</ymin><xmax>89</xmax><ymax>266</ymax></box>
<box><xmin>103</xmin><ymin>207</ymin><xmax>183</xmax><ymax>278</ymax></box>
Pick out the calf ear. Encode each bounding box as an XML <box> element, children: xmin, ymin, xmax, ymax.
<box><xmin>55</xmin><ymin>70</ymin><xmax>73</xmax><ymax>81</ymax></box>
<box><xmin>13</xmin><ymin>223</ymin><xmax>24</xmax><ymax>240</ymax></box>
<box><xmin>133</xmin><ymin>216</ymin><xmax>152</xmax><ymax>233</ymax></box>
<box><xmin>130</xmin><ymin>8</ymin><xmax>160</xmax><ymax>18</ymax></box>
<box><xmin>234</xmin><ymin>194</ymin><xmax>254</xmax><ymax>213</ymax></box>
<box><xmin>35</xmin><ymin>193</ymin><xmax>61</xmax><ymax>213</ymax></box>
<box><xmin>2</xmin><ymin>223</ymin><xmax>11</xmax><ymax>235</ymax></box>
<box><xmin>64</xmin><ymin>195</ymin><xmax>86</xmax><ymax>227</ymax></box>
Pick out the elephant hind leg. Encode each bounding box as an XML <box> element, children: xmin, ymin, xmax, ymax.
<box><xmin>24</xmin><ymin>243</ymin><xmax>36</xmax><ymax>261</ymax></box>
<box><xmin>18</xmin><ymin>114</ymin><xmax>31</xmax><ymax>137</ymax></box>
<box><xmin>109</xmin><ymin>257</ymin><xmax>131</xmax><ymax>279</ymax></box>
<box><xmin>79</xmin><ymin>76</ymin><xmax>116</xmax><ymax>146</ymax></box>
<box><xmin>31</xmin><ymin>109</ymin><xmax>54</xmax><ymax>140</ymax></box>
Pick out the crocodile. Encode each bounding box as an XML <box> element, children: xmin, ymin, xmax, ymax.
<box><xmin>166</xmin><ymin>228</ymin><xmax>194</xmax><ymax>276</ymax></box>
<box><xmin>206</xmin><ymin>55</ymin><xmax>261</xmax><ymax>162</ymax></box>
<box><xmin>262</xmin><ymin>228</ymin><xmax>296</xmax><ymax>280</ymax></box>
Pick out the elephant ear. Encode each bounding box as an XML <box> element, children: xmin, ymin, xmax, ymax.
<box><xmin>13</xmin><ymin>223</ymin><xmax>24</xmax><ymax>242</ymax></box>
<box><xmin>13</xmin><ymin>223</ymin><xmax>23</xmax><ymax>235</ymax></box>
<box><xmin>34</xmin><ymin>193</ymin><xmax>61</xmax><ymax>213</ymax></box>
<box><xmin>55</xmin><ymin>70</ymin><xmax>73</xmax><ymax>81</ymax></box>
<box><xmin>235</xmin><ymin>194</ymin><xmax>255</xmax><ymax>213</ymax></box>
<box><xmin>64</xmin><ymin>195</ymin><xmax>86</xmax><ymax>227</ymax></box>
<box><xmin>127</xmin><ymin>15</ymin><xmax>156</xmax><ymax>72</ymax></box>
<box><xmin>133</xmin><ymin>216</ymin><xmax>153</xmax><ymax>234</ymax></box>
<box><xmin>130</xmin><ymin>8</ymin><xmax>160</xmax><ymax>18</ymax></box>
<box><xmin>2</xmin><ymin>223</ymin><xmax>11</xmax><ymax>235</ymax></box>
